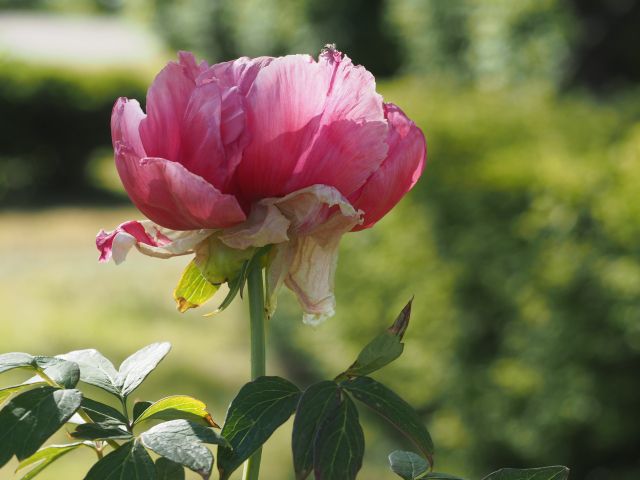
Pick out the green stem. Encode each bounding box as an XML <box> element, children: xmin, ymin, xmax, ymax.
<box><xmin>242</xmin><ymin>264</ymin><xmax>266</xmax><ymax>480</ymax></box>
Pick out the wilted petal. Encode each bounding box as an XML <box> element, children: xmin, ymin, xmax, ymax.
<box><xmin>96</xmin><ymin>220</ymin><xmax>213</xmax><ymax>264</ymax></box>
<box><xmin>115</xmin><ymin>156</ymin><xmax>246</xmax><ymax>230</ymax></box>
<box><xmin>264</xmin><ymin>185</ymin><xmax>362</xmax><ymax>324</ymax></box>
<box><xmin>350</xmin><ymin>103</ymin><xmax>426</xmax><ymax>230</ymax></box>
<box><xmin>219</xmin><ymin>204</ymin><xmax>290</xmax><ymax>250</ymax></box>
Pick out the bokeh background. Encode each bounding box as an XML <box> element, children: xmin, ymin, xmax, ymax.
<box><xmin>1</xmin><ymin>0</ymin><xmax>639</xmax><ymax>479</ymax></box>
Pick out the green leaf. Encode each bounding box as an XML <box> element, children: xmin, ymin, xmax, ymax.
<box><xmin>313</xmin><ymin>393</ymin><xmax>364</xmax><ymax>480</ymax></box>
<box><xmin>481</xmin><ymin>466</ymin><xmax>570</xmax><ymax>480</ymax></box>
<box><xmin>336</xmin><ymin>300</ymin><xmax>412</xmax><ymax>380</ymax></box>
<box><xmin>0</xmin><ymin>383</ymin><xmax>47</xmax><ymax>406</ymax></box>
<box><xmin>85</xmin><ymin>440</ymin><xmax>156</xmax><ymax>480</ymax></box>
<box><xmin>134</xmin><ymin>395</ymin><xmax>218</xmax><ymax>427</ymax></box>
<box><xmin>80</xmin><ymin>397</ymin><xmax>129</xmax><ymax>425</ymax></box>
<box><xmin>133</xmin><ymin>401</ymin><xmax>153</xmax><ymax>422</ymax></box>
<box><xmin>32</xmin><ymin>357</ymin><xmax>80</xmax><ymax>389</ymax></box>
<box><xmin>217</xmin><ymin>376</ymin><xmax>301</xmax><ymax>480</ymax></box>
<box><xmin>156</xmin><ymin>457</ymin><xmax>185</xmax><ymax>480</ymax></box>
<box><xmin>116</xmin><ymin>342</ymin><xmax>171</xmax><ymax>398</ymax></box>
<box><xmin>71</xmin><ymin>421</ymin><xmax>133</xmax><ymax>441</ymax></box>
<box><xmin>421</xmin><ymin>474</ymin><xmax>465</xmax><ymax>479</ymax></box>
<box><xmin>388</xmin><ymin>450</ymin><xmax>429</xmax><ymax>479</ymax></box>
<box><xmin>59</xmin><ymin>349</ymin><xmax>119</xmax><ymax>395</ymax></box>
<box><xmin>16</xmin><ymin>443</ymin><xmax>83</xmax><ymax>480</ymax></box>
<box><xmin>174</xmin><ymin>260</ymin><xmax>219</xmax><ymax>313</ymax></box>
<box><xmin>342</xmin><ymin>377</ymin><xmax>434</xmax><ymax>462</ymax></box>
<box><xmin>292</xmin><ymin>381</ymin><xmax>341</xmax><ymax>480</ymax></box>
<box><xmin>140</xmin><ymin>419</ymin><xmax>228</xmax><ymax>477</ymax></box>
<box><xmin>0</xmin><ymin>386</ymin><xmax>82</xmax><ymax>468</ymax></box>
<box><xmin>0</xmin><ymin>352</ymin><xmax>34</xmax><ymax>374</ymax></box>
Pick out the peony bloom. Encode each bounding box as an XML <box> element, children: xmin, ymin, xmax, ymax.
<box><xmin>97</xmin><ymin>47</ymin><xmax>426</xmax><ymax>324</ymax></box>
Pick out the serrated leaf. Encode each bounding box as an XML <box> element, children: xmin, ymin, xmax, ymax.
<box><xmin>313</xmin><ymin>393</ymin><xmax>364</xmax><ymax>480</ymax></box>
<box><xmin>133</xmin><ymin>401</ymin><xmax>153</xmax><ymax>422</ymax></box>
<box><xmin>336</xmin><ymin>300</ymin><xmax>412</xmax><ymax>380</ymax></box>
<box><xmin>156</xmin><ymin>457</ymin><xmax>185</xmax><ymax>480</ymax></box>
<box><xmin>80</xmin><ymin>397</ymin><xmax>129</xmax><ymax>426</ymax></box>
<box><xmin>134</xmin><ymin>395</ymin><xmax>218</xmax><ymax>427</ymax></box>
<box><xmin>292</xmin><ymin>381</ymin><xmax>341</xmax><ymax>480</ymax></box>
<box><xmin>16</xmin><ymin>443</ymin><xmax>83</xmax><ymax>480</ymax></box>
<box><xmin>342</xmin><ymin>377</ymin><xmax>434</xmax><ymax>462</ymax></box>
<box><xmin>0</xmin><ymin>386</ymin><xmax>82</xmax><ymax>468</ymax></box>
<box><xmin>71</xmin><ymin>422</ymin><xmax>133</xmax><ymax>441</ymax></box>
<box><xmin>218</xmin><ymin>376</ymin><xmax>301</xmax><ymax>480</ymax></box>
<box><xmin>32</xmin><ymin>357</ymin><xmax>80</xmax><ymax>389</ymax></box>
<box><xmin>140</xmin><ymin>420</ymin><xmax>228</xmax><ymax>477</ymax></box>
<box><xmin>174</xmin><ymin>260</ymin><xmax>219</xmax><ymax>313</ymax></box>
<box><xmin>116</xmin><ymin>342</ymin><xmax>171</xmax><ymax>398</ymax></box>
<box><xmin>85</xmin><ymin>440</ymin><xmax>156</xmax><ymax>480</ymax></box>
<box><xmin>481</xmin><ymin>466</ymin><xmax>570</xmax><ymax>480</ymax></box>
<box><xmin>59</xmin><ymin>349</ymin><xmax>120</xmax><ymax>395</ymax></box>
<box><xmin>388</xmin><ymin>450</ymin><xmax>429</xmax><ymax>479</ymax></box>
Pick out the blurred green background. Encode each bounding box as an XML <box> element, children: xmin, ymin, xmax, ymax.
<box><xmin>1</xmin><ymin>0</ymin><xmax>640</xmax><ymax>479</ymax></box>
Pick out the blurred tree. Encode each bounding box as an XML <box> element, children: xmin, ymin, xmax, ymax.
<box><xmin>565</xmin><ymin>0</ymin><xmax>640</xmax><ymax>91</ymax></box>
<box><xmin>301</xmin><ymin>0</ymin><xmax>404</xmax><ymax>77</ymax></box>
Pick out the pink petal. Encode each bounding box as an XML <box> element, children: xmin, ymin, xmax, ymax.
<box><xmin>285</xmin><ymin>51</ymin><xmax>387</xmax><ymax>196</ymax></box>
<box><xmin>96</xmin><ymin>220</ymin><xmax>158</xmax><ymax>263</ymax></box>
<box><xmin>201</xmin><ymin>56</ymin><xmax>274</xmax><ymax>94</ymax></box>
<box><xmin>139</xmin><ymin>52</ymin><xmax>208</xmax><ymax>162</ymax></box>
<box><xmin>115</xmin><ymin>154</ymin><xmax>246</xmax><ymax>230</ymax></box>
<box><xmin>350</xmin><ymin>103</ymin><xmax>426</xmax><ymax>231</ymax></box>
<box><xmin>97</xmin><ymin>220</ymin><xmax>213</xmax><ymax>264</ymax></box>
<box><xmin>235</xmin><ymin>55</ymin><xmax>330</xmax><ymax>201</ymax></box>
<box><xmin>111</xmin><ymin>97</ymin><xmax>146</xmax><ymax>158</ymax></box>
<box><xmin>236</xmin><ymin>50</ymin><xmax>388</xmax><ymax>203</ymax></box>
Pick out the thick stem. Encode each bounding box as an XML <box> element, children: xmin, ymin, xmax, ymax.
<box><xmin>242</xmin><ymin>265</ymin><xmax>266</xmax><ymax>480</ymax></box>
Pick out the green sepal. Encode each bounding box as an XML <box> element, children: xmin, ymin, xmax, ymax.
<box><xmin>173</xmin><ymin>260</ymin><xmax>219</xmax><ymax>313</ymax></box>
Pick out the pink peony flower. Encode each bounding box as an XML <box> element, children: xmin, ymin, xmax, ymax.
<box><xmin>97</xmin><ymin>47</ymin><xmax>426</xmax><ymax>324</ymax></box>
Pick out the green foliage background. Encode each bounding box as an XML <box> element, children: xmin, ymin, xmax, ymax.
<box><xmin>1</xmin><ymin>1</ymin><xmax>639</xmax><ymax>479</ymax></box>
